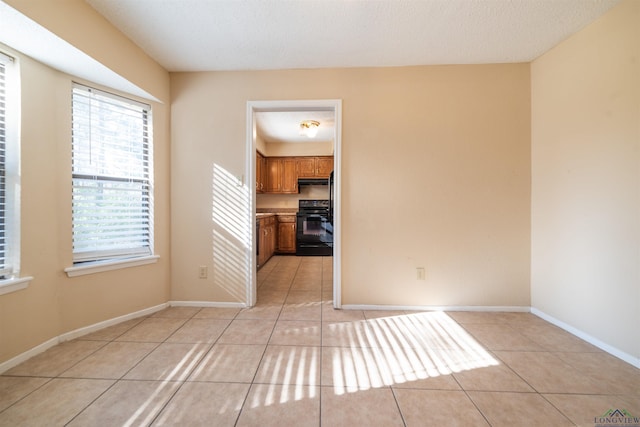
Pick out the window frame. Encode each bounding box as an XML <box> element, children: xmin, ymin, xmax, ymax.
<box><xmin>0</xmin><ymin>50</ymin><xmax>32</xmax><ymax>295</ymax></box>
<box><xmin>70</xmin><ymin>83</ymin><xmax>155</xmax><ymax>268</ymax></box>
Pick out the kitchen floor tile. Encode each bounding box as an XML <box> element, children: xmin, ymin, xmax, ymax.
<box><xmin>80</xmin><ymin>318</ymin><xmax>146</xmax><ymax>341</ymax></box>
<box><xmin>394</xmin><ymin>389</ymin><xmax>489</xmax><ymax>426</ymax></box>
<box><xmin>543</xmin><ymin>393</ymin><xmax>640</xmax><ymax>427</ymax></box>
<box><xmin>193</xmin><ymin>306</ymin><xmax>241</xmax><ymax>319</ymax></box>
<box><xmin>188</xmin><ymin>344</ymin><xmax>266</xmax><ymax>383</ymax></box>
<box><xmin>269</xmin><ymin>320</ymin><xmax>321</xmax><ymax>346</ymax></box>
<box><xmin>0</xmin><ymin>378</ymin><xmax>113</xmax><ymax>426</ymax></box>
<box><xmin>513</xmin><ymin>323</ymin><xmax>602</xmax><ymax>352</ymax></box>
<box><xmin>123</xmin><ymin>342</ymin><xmax>210</xmax><ymax>381</ymax></box>
<box><xmin>278</xmin><ymin>302</ymin><xmax>322</xmax><ymax>321</ymax></box>
<box><xmin>236</xmin><ymin>303</ymin><xmax>283</xmax><ymax>320</ymax></box>
<box><xmin>166</xmin><ymin>318</ymin><xmax>231</xmax><ymax>343</ymax></box>
<box><xmin>285</xmin><ymin>290</ymin><xmax>322</xmax><ymax>304</ymax></box>
<box><xmin>461</xmin><ymin>323</ymin><xmax>544</xmax><ymax>351</ymax></box>
<box><xmin>254</xmin><ymin>345</ymin><xmax>320</xmax><ymax>386</ymax></box>
<box><xmin>0</xmin><ymin>376</ymin><xmax>50</xmax><ymax>412</ymax></box>
<box><xmin>553</xmin><ymin>351</ymin><xmax>640</xmax><ymax>395</ymax></box>
<box><xmin>115</xmin><ymin>318</ymin><xmax>187</xmax><ymax>342</ymax></box>
<box><xmin>60</xmin><ymin>341</ymin><xmax>157</xmax><ymax>379</ymax></box>
<box><xmin>453</xmin><ymin>361</ymin><xmax>535</xmax><ymax>392</ymax></box>
<box><xmin>494</xmin><ymin>351</ymin><xmax>602</xmax><ymax>394</ymax></box>
<box><xmin>68</xmin><ymin>380</ymin><xmax>181</xmax><ymax>426</ymax></box>
<box><xmin>321</xmin><ymin>346</ymin><xmax>394</xmax><ymax>390</ymax></box>
<box><xmin>391</xmin><ymin>374</ymin><xmax>461</xmax><ymax>390</ymax></box>
<box><xmin>322</xmin><ymin>320</ymin><xmax>373</xmax><ymax>347</ymax></box>
<box><xmin>217</xmin><ymin>319</ymin><xmax>276</xmax><ymax>345</ymax></box>
<box><xmin>152</xmin><ymin>382</ymin><xmax>249</xmax><ymax>426</ymax></box>
<box><xmin>236</xmin><ymin>384</ymin><xmax>320</xmax><ymax>427</ymax></box>
<box><xmin>468</xmin><ymin>391</ymin><xmax>574</xmax><ymax>426</ymax></box>
<box><xmin>2</xmin><ymin>340</ymin><xmax>106</xmax><ymax>377</ymax></box>
<box><xmin>320</xmin><ymin>386</ymin><xmax>404</xmax><ymax>427</ymax></box>
<box><xmin>151</xmin><ymin>306</ymin><xmax>201</xmax><ymax>319</ymax></box>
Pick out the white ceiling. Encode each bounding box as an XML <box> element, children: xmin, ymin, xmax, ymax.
<box><xmin>256</xmin><ymin>111</ymin><xmax>335</xmax><ymax>144</ymax></box>
<box><xmin>82</xmin><ymin>0</ymin><xmax>620</xmax><ymax>143</ymax></box>
<box><xmin>87</xmin><ymin>0</ymin><xmax>620</xmax><ymax>72</ymax></box>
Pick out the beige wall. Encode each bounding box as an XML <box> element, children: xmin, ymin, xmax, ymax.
<box><xmin>262</xmin><ymin>141</ymin><xmax>334</xmax><ymax>157</ymax></box>
<box><xmin>171</xmin><ymin>64</ymin><xmax>531</xmax><ymax>307</ymax></box>
<box><xmin>0</xmin><ymin>1</ymin><xmax>171</xmax><ymax>365</ymax></box>
<box><xmin>531</xmin><ymin>0</ymin><xmax>639</xmax><ymax>361</ymax></box>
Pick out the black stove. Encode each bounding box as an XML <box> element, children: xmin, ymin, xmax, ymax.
<box><xmin>296</xmin><ymin>199</ymin><xmax>333</xmax><ymax>256</ymax></box>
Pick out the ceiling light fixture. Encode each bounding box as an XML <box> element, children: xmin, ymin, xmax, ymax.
<box><xmin>300</xmin><ymin>120</ymin><xmax>320</xmax><ymax>138</ymax></box>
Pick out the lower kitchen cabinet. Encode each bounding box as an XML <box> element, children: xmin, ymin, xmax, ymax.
<box><xmin>258</xmin><ymin>215</ymin><xmax>277</xmax><ymax>267</ymax></box>
<box><xmin>276</xmin><ymin>215</ymin><xmax>296</xmax><ymax>254</ymax></box>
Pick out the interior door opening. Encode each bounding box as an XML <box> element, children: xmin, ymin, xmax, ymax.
<box><xmin>246</xmin><ymin>100</ymin><xmax>342</xmax><ymax>309</ymax></box>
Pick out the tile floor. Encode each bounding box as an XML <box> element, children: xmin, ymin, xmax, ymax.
<box><xmin>1</xmin><ymin>255</ymin><xmax>639</xmax><ymax>426</ymax></box>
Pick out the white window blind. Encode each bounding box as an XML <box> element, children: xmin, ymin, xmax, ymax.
<box><xmin>0</xmin><ymin>55</ymin><xmax>9</xmax><ymax>277</ymax></box>
<box><xmin>71</xmin><ymin>84</ymin><xmax>153</xmax><ymax>263</ymax></box>
<box><xmin>0</xmin><ymin>51</ymin><xmax>17</xmax><ymax>279</ymax></box>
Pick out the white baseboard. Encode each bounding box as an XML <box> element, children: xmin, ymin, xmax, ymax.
<box><xmin>59</xmin><ymin>303</ymin><xmax>168</xmax><ymax>342</ymax></box>
<box><xmin>342</xmin><ymin>304</ymin><xmax>531</xmax><ymax>313</ymax></box>
<box><xmin>169</xmin><ymin>300</ymin><xmax>247</xmax><ymax>308</ymax></box>
<box><xmin>531</xmin><ymin>307</ymin><xmax>640</xmax><ymax>369</ymax></box>
<box><xmin>0</xmin><ymin>303</ymin><xmax>168</xmax><ymax>374</ymax></box>
<box><xmin>0</xmin><ymin>337</ymin><xmax>59</xmax><ymax>375</ymax></box>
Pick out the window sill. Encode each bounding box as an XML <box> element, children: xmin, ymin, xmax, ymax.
<box><xmin>0</xmin><ymin>276</ymin><xmax>33</xmax><ymax>296</ymax></box>
<box><xmin>64</xmin><ymin>255</ymin><xmax>160</xmax><ymax>278</ymax></box>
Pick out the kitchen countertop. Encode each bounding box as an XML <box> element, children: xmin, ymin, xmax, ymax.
<box><xmin>256</xmin><ymin>212</ymin><xmax>296</xmax><ymax>218</ymax></box>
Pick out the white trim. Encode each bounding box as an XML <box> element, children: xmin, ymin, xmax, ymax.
<box><xmin>169</xmin><ymin>301</ymin><xmax>247</xmax><ymax>308</ymax></box>
<box><xmin>0</xmin><ymin>50</ymin><xmax>15</xmax><ymax>64</ymax></box>
<box><xmin>0</xmin><ymin>276</ymin><xmax>32</xmax><ymax>296</ymax></box>
<box><xmin>246</xmin><ymin>103</ymin><xmax>257</xmax><ymax>308</ymax></box>
<box><xmin>332</xmin><ymin>101</ymin><xmax>342</xmax><ymax>309</ymax></box>
<box><xmin>64</xmin><ymin>255</ymin><xmax>159</xmax><ymax>277</ymax></box>
<box><xmin>342</xmin><ymin>304</ymin><xmax>531</xmax><ymax>312</ymax></box>
<box><xmin>0</xmin><ymin>337</ymin><xmax>59</xmax><ymax>374</ymax></box>
<box><xmin>59</xmin><ymin>303</ymin><xmax>167</xmax><ymax>342</ymax></box>
<box><xmin>531</xmin><ymin>307</ymin><xmax>640</xmax><ymax>369</ymax></box>
<box><xmin>0</xmin><ymin>303</ymin><xmax>167</xmax><ymax>374</ymax></box>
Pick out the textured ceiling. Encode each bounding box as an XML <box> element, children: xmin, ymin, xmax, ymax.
<box><xmin>87</xmin><ymin>0</ymin><xmax>620</xmax><ymax>72</ymax></box>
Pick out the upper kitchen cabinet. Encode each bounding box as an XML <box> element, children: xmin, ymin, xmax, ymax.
<box><xmin>297</xmin><ymin>156</ymin><xmax>334</xmax><ymax>179</ymax></box>
<box><xmin>265</xmin><ymin>157</ymin><xmax>298</xmax><ymax>193</ymax></box>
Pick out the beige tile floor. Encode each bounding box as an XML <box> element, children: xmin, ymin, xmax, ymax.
<box><xmin>1</xmin><ymin>255</ymin><xmax>639</xmax><ymax>426</ymax></box>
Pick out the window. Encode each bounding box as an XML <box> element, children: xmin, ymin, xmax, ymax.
<box><xmin>0</xmin><ymin>51</ymin><xmax>20</xmax><ymax>281</ymax></box>
<box><xmin>71</xmin><ymin>84</ymin><xmax>153</xmax><ymax>264</ymax></box>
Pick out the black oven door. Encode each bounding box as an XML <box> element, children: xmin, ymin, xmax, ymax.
<box><xmin>296</xmin><ymin>214</ymin><xmax>333</xmax><ymax>255</ymax></box>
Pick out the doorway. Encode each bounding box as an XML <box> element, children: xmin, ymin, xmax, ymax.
<box><xmin>246</xmin><ymin>100</ymin><xmax>342</xmax><ymax>309</ymax></box>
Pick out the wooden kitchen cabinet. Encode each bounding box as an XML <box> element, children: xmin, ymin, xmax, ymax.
<box><xmin>256</xmin><ymin>151</ymin><xmax>265</xmax><ymax>193</ymax></box>
<box><xmin>296</xmin><ymin>156</ymin><xmax>333</xmax><ymax>178</ymax></box>
<box><xmin>296</xmin><ymin>157</ymin><xmax>315</xmax><ymax>177</ymax></box>
<box><xmin>258</xmin><ymin>215</ymin><xmax>277</xmax><ymax>267</ymax></box>
<box><xmin>315</xmin><ymin>157</ymin><xmax>334</xmax><ymax>178</ymax></box>
<box><xmin>276</xmin><ymin>215</ymin><xmax>296</xmax><ymax>254</ymax></box>
<box><xmin>265</xmin><ymin>157</ymin><xmax>298</xmax><ymax>194</ymax></box>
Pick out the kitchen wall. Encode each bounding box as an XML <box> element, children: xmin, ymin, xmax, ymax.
<box><xmin>256</xmin><ymin>136</ymin><xmax>334</xmax><ymax>210</ymax></box>
<box><xmin>0</xmin><ymin>0</ymin><xmax>171</xmax><ymax>366</ymax></box>
<box><xmin>262</xmin><ymin>141</ymin><xmax>334</xmax><ymax>157</ymax></box>
<box><xmin>257</xmin><ymin>186</ymin><xmax>331</xmax><ymax>210</ymax></box>
<box><xmin>171</xmin><ymin>64</ymin><xmax>531</xmax><ymax>307</ymax></box>
<box><xmin>531</xmin><ymin>0</ymin><xmax>639</xmax><ymax>363</ymax></box>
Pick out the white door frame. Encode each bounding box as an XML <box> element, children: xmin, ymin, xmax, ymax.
<box><xmin>246</xmin><ymin>100</ymin><xmax>342</xmax><ymax>308</ymax></box>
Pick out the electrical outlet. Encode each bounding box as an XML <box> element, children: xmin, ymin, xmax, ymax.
<box><xmin>416</xmin><ymin>267</ymin><xmax>426</xmax><ymax>281</ymax></box>
<box><xmin>199</xmin><ymin>265</ymin><xmax>208</xmax><ymax>279</ymax></box>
